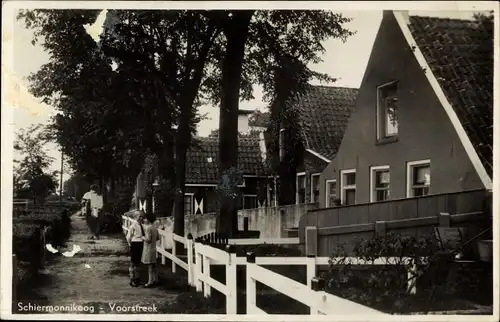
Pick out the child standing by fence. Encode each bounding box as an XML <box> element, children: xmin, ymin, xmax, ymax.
<box><xmin>141</xmin><ymin>212</ymin><xmax>160</xmax><ymax>288</ymax></box>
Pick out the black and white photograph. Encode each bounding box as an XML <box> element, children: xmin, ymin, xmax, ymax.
<box><xmin>1</xmin><ymin>1</ymin><xmax>498</xmax><ymax>319</ymax></box>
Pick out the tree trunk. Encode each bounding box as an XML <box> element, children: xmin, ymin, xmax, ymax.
<box><xmin>217</xmin><ymin>11</ymin><xmax>254</xmax><ymax>237</ymax></box>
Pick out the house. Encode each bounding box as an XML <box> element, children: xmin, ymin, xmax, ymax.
<box><xmin>134</xmin><ymin>109</ymin><xmax>272</xmax><ymax>216</ymax></box>
<box><xmin>318</xmin><ymin>11</ymin><xmax>493</xmax><ymax>207</ymax></box>
<box><xmin>276</xmin><ymin>85</ymin><xmax>358</xmax><ymax>205</ymax></box>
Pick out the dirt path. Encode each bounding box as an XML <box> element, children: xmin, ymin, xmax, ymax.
<box><xmin>30</xmin><ymin>212</ymin><xmax>182</xmax><ymax>314</ymax></box>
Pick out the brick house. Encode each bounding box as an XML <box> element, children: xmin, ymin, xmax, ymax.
<box><xmin>135</xmin><ymin>110</ymin><xmax>272</xmax><ymax>216</ymax></box>
<box><xmin>318</xmin><ymin>11</ymin><xmax>493</xmax><ymax>207</ymax></box>
<box><xmin>276</xmin><ymin>85</ymin><xmax>358</xmax><ymax>205</ymax></box>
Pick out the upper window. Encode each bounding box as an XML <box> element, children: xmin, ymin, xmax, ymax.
<box><xmin>340</xmin><ymin>169</ymin><xmax>356</xmax><ymax>206</ymax></box>
<box><xmin>279</xmin><ymin>128</ymin><xmax>285</xmax><ymax>160</ymax></box>
<box><xmin>377</xmin><ymin>81</ymin><xmax>399</xmax><ymax>140</ymax></box>
<box><xmin>407</xmin><ymin>160</ymin><xmax>431</xmax><ymax>197</ymax></box>
<box><xmin>310</xmin><ymin>173</ymin><xmax>321</xmax><ymax>203</ymax></box>
<box><xmin>370</xmin><ymin>166</ymin><xmax>390</xmax><ymax>202</ymax></box>
<box><xmin>242</xmin><ymin>195</ymin><xmax>258</xmax><ymax>209</ymax></box>
<box><xmin>325</xmin><ymin>179</ymin><xmax>337</xmax><ymax>207</ymax></box>
<box><xmin>296</xmin><ymin>172</ymin><xmax>306</xmax><ymax>204</ymax></box>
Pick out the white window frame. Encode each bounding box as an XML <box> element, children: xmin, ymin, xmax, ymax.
<box><xmin>279</xmin><ymin>128</ymin><xmax>285</xmax><ymax>160</ymax></box>
<box><xmin>340</xmin><ymin>169</ymin><xmax>356</xmax><ymax>205</ymax></box>
<box><xmin>376</xmin><ymin>80</ymin><xmax>399</xmax><ymax>140</ymax></box>
<box><xmin>295</xmin><ymin>172</ymin><xmax>306</xmax><ymax>205</ymax></box>
<box><xmin>406</xmin><ymin>160</ymin><xmax>431</xmax><ymax>197</ymax></box>
<box><xmin>184</xmin><ymin>193</ymin><xmax>194</xmax><ymax>216</ymax></box>
<box><xmin>325</xmin><ymin>179</ymin><xmax>337</xmax><ymax>207</ymax></box>
<box><xmin>242</xmin><ymin>194</ymin><xmax>258</xmax><ymax>209</ymax></box>
<box><xmin>370</xmin><ymin>165</ymin><xmax>390</xmax><ymax>202</ymax></box>
<box><xmin>310</xmin><ymin>173</ymin><xmax>321</xmax><ymax>203</ymax></box>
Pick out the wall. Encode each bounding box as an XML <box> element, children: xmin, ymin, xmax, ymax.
<box><xmin>158</xmin><ymin>203</ymin><xmax>318</xmax><ymax>243</ymax></box>
<box><xmin>237</xmin><ymin>203</ymin><xmax>318</xmax><ymax>238</ymax></box>
<box><xmin>319</xmin><ymin>11</ymin><xmax>484</xmax><ymax>207</ymax></box>
<box><xmin>300</xmin><ymin>189</ymin><xmax>488</xmax><ymax>256</ymax></box>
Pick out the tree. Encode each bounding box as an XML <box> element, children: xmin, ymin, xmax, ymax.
<box><xmin>14</xmin><ymin>124</ymin><xmax>58</xmax><ymax>205</ymax></box>
<box><xmin>203</xmin><ymin>10</ymin><xmax>354</xmax><ymax>235</ymax></box>
<box><xmin>99</xmin><ymin>10</ymin><xmax>223</xmax><ymax>239</ymax></box>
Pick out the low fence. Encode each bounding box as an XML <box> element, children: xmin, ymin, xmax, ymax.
<box><xmin>122</xmin><ymin>215</ymin><xmax>407</xmax><ymax>315</ymax></box>
<box><xmin>299</xmin><ymin>189</ymin><xmax>489</xmax><ymax>256</ymax></box>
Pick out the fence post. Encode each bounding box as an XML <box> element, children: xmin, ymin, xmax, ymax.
<box><xmin>243</xmin><ymin>217</ymin><xmax>249</xmax><ymax>232</ymax></box>
<box><xmin>171</xmin><ymin>232</ymin><xmax>177</xmax><ymax>273</ymax></box>
<box><xmin>225</xmin><ymin>245</ymin><xmax>237</xmax><ymax>314</ymax></box>
<box><xmin>246</xmin><ymin>251</ymin><xmax>258</xmax><ymax>314</ymax></box>
<box><xmin>161</xmin><ymin>233</ymin><xmax>166</xmax><ymax>265</ymax></box>
<box><xmin>375</xmin><ymin>221</ymin><xmax>387</xmax><ymax>237</ymax></box>
<box><xmin>203</xmin><ymin>254</ymin><xmax>211</xmax><ymax>297</ymax></box>
<box><xmin>438</xmin><ymin>212</ymin><xmax>451</xmax><ymax>227</ymax></box>
<box><xmin>310</xmin><ymin>277</ymin><xmax>326</xmax><ymax>315</ymax></box>
<box><xmin>195</xmin><ymin>244</ymin><xmax>203</xmax><ymax>292</ymax></box>
<box><xmin>40</xmin><ymin>227</ymin><xmax>46</xmax><ymax>269</ymax></box>
<box><xmin>187</xmin><ymin>234</ymin><xmax>194</xmax><ymax>286</ymax></box>
<box><xmin>306</xmin><ymin>255</ymin><xmax>316</xmax><ymax>289</ymax></box>
<box><xmin>407</xmin><ymin>261</ymin><xmax>417</xmax><ymax>294</ymax></box>
<box><xmin>305</xmin><ymin>226</ymin><xmax>318</xmax><ymax>257</ymax></box>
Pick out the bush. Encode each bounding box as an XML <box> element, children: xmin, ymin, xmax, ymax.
<box><xmin>162</xmin><ymin>291</ymin><xmax>225</xmax><ymax>314</ymax></box>
<box><xmin>14</xmin><ymin>210</ymin><xmax>70</xmax><ymax>246</ymax></box>
<box><xmin>325</xmin><ymin>232</ymin><xmax>491</xmax><ymax>313</ymax></box>
<box><xmin>13</xmin><ymin>223</ymin><xmax>43</xmax><ymax>270</ymax></box>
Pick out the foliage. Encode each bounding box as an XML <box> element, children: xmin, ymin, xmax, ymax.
<box><xmin>326</xmin><ymin>232</ymin><xmax>489</xmax><ymax>313</ymax></box>
<box><xmin>63</xmin><ymin>172</ymin><xmax>91</xmax><ymax>200</ymax></box>
<box><xmin>13</xmin><ymin>124</ymin><xmax>58</xmax><ymax>204</ymax></box>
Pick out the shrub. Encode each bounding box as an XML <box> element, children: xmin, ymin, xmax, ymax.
<box><xmin>14</xmin><ymin>210</ymin><xmax>70</xmax><ymax>246</ymax></box>
<box><xmin>163</xmin><ymin>291</ymin><xmax>225</xmax><ymax>314</ymax></box>
<box><xmin>13</xmin><ymin>223</ymin><xmax>43</xmax><ymax>270</ymax></box>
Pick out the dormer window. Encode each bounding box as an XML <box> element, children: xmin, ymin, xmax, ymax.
<box><xmin>377</xmin><ymin>81</ymin><xmax>399</xmax><ymax>141</ymax></box>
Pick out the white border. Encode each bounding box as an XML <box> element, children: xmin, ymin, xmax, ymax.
<box><xmin>369</xmin><ymin>165</ymin><xmax>390</xmax><ymax>202</ymax></box>
<box><xmin>393</xmin><ymin>10</ymin><xmax>493</xmax><ymax>190</ymax></box>
<box><xmin>406</xmin><ymin>159</ymin><xmax>431</xmax><ymax>198</ymax></box>
<box><xmin>325</xmin><ymin>179</ymin><xmax>337</xmax><ymax>207</ymax></box>
<box><xmin>2</xmin><ymin>1</ymin><xmax>499</xmax><ymax>321</ymax></box>
<box><xmin>295</xmin><ymin>172</ymin><xmax>306</xmax><ymax>205</ymax></box>
<box><xmin>309</xmin><ymin>173</ymin><xmax>321</xmax><ymax>202</ymax></box>
<box><xmin>339</xmin><ymin>169</ymin><xmax>356</xmax><ymax>205</ymax></box>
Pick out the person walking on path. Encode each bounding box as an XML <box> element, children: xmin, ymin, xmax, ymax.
<box><xmin>82</xmin><ymin>184</ymin><xmax>104</xmax><ymax>239</ymax></box>
<box><xmin>141</xmin><ymin>212</ymin><xmax>160</xmax><ymax>288</ymax></box>
<box><xmin>126</xmin><ymin>210</ymin><xmax>146</xmax><ymax>287</ymax></box>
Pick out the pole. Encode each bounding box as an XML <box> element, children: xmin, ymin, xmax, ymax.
<box><xmin>59</xmin><ymin>150</ymin><xmax>64</xmax><ymax>205</ymax></box>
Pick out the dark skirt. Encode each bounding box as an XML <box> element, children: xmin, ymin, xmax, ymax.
<box><xmin>130</xmin><ymin>241</ymin><xmax>144</xmax><ymax>265</ymax></box>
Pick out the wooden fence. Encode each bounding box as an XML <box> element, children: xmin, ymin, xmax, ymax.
<box><xmin>121</xmin><ymin>215</ymin><xmax>413</xmax><ymax>315</ymax></box>
<box><xmin>299</xmin><ymin>189</ymin><xmax>489</xmax><ymax>256</ymax></box>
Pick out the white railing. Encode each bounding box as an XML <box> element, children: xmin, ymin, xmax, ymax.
<box><xmin>121</xmin><ymin>215</ymin><xmax>417</xmax><ymax>315</ymax></box>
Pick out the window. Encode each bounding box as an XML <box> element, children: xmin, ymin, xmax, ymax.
<box><xmin>310</xmin><ymin>173</ymin><xmax>321</xmax><ymax>203</ymax></box>
<box><xmin>296</xmin><ymin>172</ymin><xmax>306</xmax><ymax>204</ymax></box>
<box><xmin>184</xmin><ymin>194</ymin><xmax>194</xmax><ymax>216</ymax></box>
<box><xmin>370</xmin><ymin>166</ymin><xmax>390</xmax><ymax>202</ymax></box>
<box><xmin>377</xmin><ymin>81</ymin><xmax>399</xmax><ymax>139</ymax></box>
<box><xmin>407</xmin><ymin>160</ymin><xmax>431</xmax><ymax>197</ymax></box>
<box><xmin>325</xmin><ymin>179</ymin><xmax>337</xmax><ymax>207</ymax></box>
<box><xmin>279</xmin><ymin>128</ymin><xmax>285</xmax><ymax>160</ymax></box>
<box><xmin>340</xmin><ymin>169</ymin><xmax>356</xmax><ymax>205</ymax></box>
<box><xmin>242</xmin><ymin>195</ymin><xmax>258</xmax><ymax>209</ymax></box>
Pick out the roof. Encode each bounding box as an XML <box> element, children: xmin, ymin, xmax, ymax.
<box><xmin>291</xmin><ymin>85</ymin><xmax>359</xmax><ymax>161</ymax></box>
<box><xmin>407</xmin><ymin>14</ymin><xmax>493</xmax><ymax>177</ymax></box>
<box><xmin>185</xmin><ymin>133</ymin><xmax>267</xmax><ymax>184</ymax></box>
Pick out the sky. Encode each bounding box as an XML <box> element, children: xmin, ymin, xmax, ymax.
<box><xmin>7</xmin><ymin>6</ymin><xmax>482</xmax><ymax>183</ymax></box>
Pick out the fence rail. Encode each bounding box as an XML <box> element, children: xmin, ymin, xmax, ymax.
<box><xmin>121</xmin><ymin>215</ymin><xmax>410</xmax><ymax>315</ymax></box>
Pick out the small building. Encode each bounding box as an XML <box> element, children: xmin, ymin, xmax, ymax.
<box><xmin>318</xmin><ymin>11</ymin><xmax>493</xmax><ymax>207</ymax></box>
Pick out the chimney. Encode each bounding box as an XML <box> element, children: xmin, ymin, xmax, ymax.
<box><xmin>238</xmin><ymin>110</ymin><xmax>253</xmax><ymax>134</ymax></box>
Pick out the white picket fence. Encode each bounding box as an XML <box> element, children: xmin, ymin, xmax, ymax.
<box><xmin>122</xmin><ymin>215</ymin><xmax>413</xmax><ymax>315</ymax></box>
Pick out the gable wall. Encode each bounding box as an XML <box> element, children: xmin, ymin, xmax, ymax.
<box><xmin>318</xmin><ymin>11</ymin><xmax>483</xmax><ymax>207</ymax></box>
